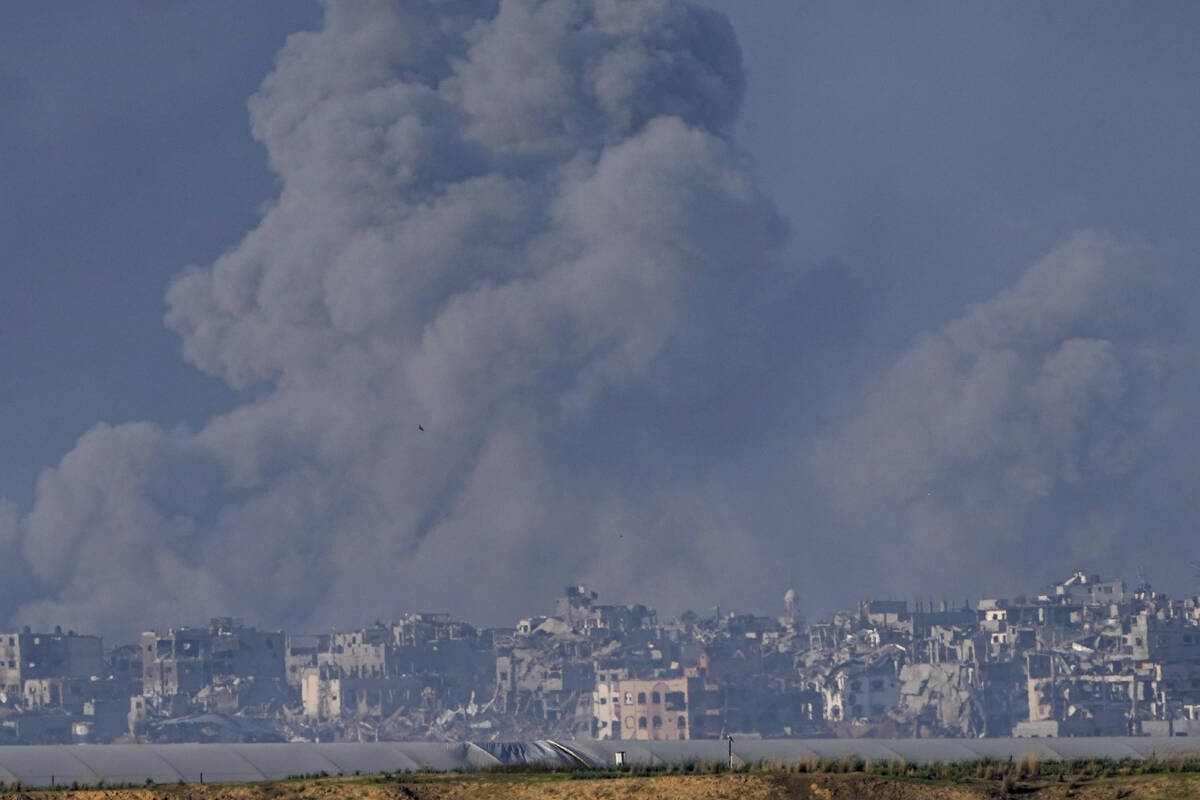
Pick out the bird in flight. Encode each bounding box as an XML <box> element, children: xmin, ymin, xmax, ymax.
<box><xmin>418</xmin><ymin>425</ymin><xmax>425</xmax><ymax>432</ymax></box>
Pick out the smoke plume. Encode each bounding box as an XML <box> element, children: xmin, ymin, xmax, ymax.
<box><xmin>810</xmin><ymin>231</ymin><xmax>1178</xmax><ymax>590</ymax></box>
<box><xmin>1</xmin><ymin>1</ymin><xmax>1186</xmax><ymax>640</ymax></box>
<box><xmin>5</xmin><ymin>0</ymin><xmax>790</xmax><ymax>639</ymax></box>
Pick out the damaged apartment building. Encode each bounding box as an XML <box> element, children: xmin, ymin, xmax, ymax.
<box><xmin>137</xmin><ymin>618</ymin><xmax>287</xmax><ymax>741</ymax></box>
<box><xmin>298</xmin><ymin>613</ymin><xmax>494</xmax><ymax>741</ymax></box>
<box><xmin>0</xmin><ymin>627</ymin><xmax>135</xmax><ymax>744</ymax></box>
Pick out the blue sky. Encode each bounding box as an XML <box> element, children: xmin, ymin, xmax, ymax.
<box><xmin>2</xmin><ymin>1</ymin><xmax>1198</xmax><ymax>638</ymax></box>
<box><xmin>0</xmin><ymin>2</ymin><xmax>319</xmax><ymax>502</ymax></box>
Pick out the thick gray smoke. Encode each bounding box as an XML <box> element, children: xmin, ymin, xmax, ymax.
<box><xmin>810</xmin><ymin>231</ymin><xmax>1179</xmax><ymax>590</ymax></box>
<box><xmin>0</xmin><ymin>1</ymin><xmax>1186</xmax><ymax>641</ymax></box>
<box><xmin>4</xmin><ymin>0</ymin><xmax>787</xmax><ymax>640</ymax></box>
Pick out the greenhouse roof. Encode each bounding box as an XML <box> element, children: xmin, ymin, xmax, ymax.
<box><xmin>0</xmin><ymin>737</ymin><xmax>1197</xmax><ymax>787</ymax></box>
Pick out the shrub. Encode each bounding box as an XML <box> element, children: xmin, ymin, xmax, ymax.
<box><xmin>1000</xmin><ymin>771</ymin><xmax>1015</xmax><ymax>793</ymax></box>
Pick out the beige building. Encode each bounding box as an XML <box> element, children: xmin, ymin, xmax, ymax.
<box><xmin>593</xmin><ymin>676</ymin><xmax>691</xmax><ymax>740</ymax></box>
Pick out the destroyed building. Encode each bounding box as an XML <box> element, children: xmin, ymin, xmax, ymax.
<box><xmin>0</xmin><ymin>629</ymin><xmax>102</xmax><ymax>701</ymax></box>
<box><xmin>0</xmin><ymin>629</ymin><xmax>113</xmax><ymax>744</ymax></box>
<box><xmin>140</xmin><ymin>619</ymin><xmax>285</xmax><ymax>718</ymax></box>
<box><xmin>299</xmin><ymin>614</ymin><xmax>494</xmax><ymax>742</ymax></box>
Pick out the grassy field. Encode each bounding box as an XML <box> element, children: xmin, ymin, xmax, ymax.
<box><xmin>8</xmin><ymin>758</ymin><xmax>1200</xmax><ymax>799</ymax></box>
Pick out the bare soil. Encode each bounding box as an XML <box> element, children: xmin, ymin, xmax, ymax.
<box><xmin>8</xmin><ymin>771</ymin><xmax>1200</xmax><ymax>800</ymax></box>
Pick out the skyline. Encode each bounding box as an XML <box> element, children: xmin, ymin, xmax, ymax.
<box><xmin>2</xmin><ymin>1</ymin><xmax>1199</xmax><ymax>641</ymax></box>
<box><xmin>0</xmin><ymin>565</ymin><xmax>1163</xmax><ymax>644</ymax></box>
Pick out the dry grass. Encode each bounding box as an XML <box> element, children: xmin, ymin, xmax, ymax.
<box><xmin>9</xmin><ymin>762</ymin><xmax>1200</xmax><ymax>800</ymax></box>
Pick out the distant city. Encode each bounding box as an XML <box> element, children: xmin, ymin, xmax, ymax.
<box><xmin>2</xmin><ymin>570</ymin><xmax>1198</xmax><ymax>744</ymax></box>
